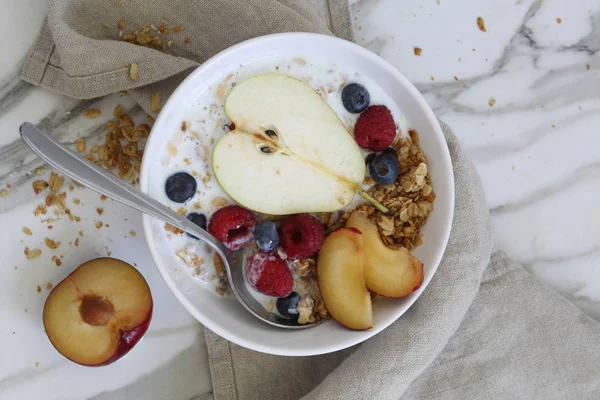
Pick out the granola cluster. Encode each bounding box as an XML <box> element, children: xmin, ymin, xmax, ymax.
<box><xmin>279</xmin><ymin>249</ymin><xmax>330</xmax><ymax>323</ymax></box>
<box><xmin>83</xmin><ymin>107</ymin><xmax>150</xmax><ymax>184</ymax></box>
<box><xmin>321</xmin><ymin>130</ymin><xmax>435</xmax><ymax>250</ymax></box>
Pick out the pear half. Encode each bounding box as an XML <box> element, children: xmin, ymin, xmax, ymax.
<box><xmin>212</xmin><ymin>74</ymin><xmax>386</xmax><ymax>215</ymax></box>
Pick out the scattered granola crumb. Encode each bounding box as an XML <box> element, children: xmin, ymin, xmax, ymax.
<box><xmin>151</xmin><ymin>92</ymin><xmax>161</xmax><ymax>112</ymax></box>
<box><xmin>0</xmin><ymin>189</ymin><xmax>7</xmax><ymax>198</ymax></box>
<box><xmin>32</xmin><ymin>180</ymin><xmax>48</xmax><ymax>194</ymax></box>
<box><xmin>74</xmin><ymin>238</ymin><xmax>80</xmax><ymax>247</ymax></box>
<box><xmin>102</xmin><ymin>23</ymin><xmax>112</xmax><ymax>29</ymax></box>
<box><xmin>96</xmin><ymin>221</ymin><xmax>103</xmax><ymax>229</ymax></box>
<box><xmin>44</xmin><ymin>238</ymin><xmax>60</xmax><ymax>249</ymax></box>
<box><xmin>211</xmin><ymin>197</ymin><xmax>228</xmax><ymax>208</ymax></box>
<box><xmin>69</xmin><ymin>185</ymin><xmax>74</xmax><ymax>192</ymax></box>
<box><xmin>45</xmin><ymin>282</ymin><xmax>53</xmax><ymax>290</ymax></box>
<box><xmin>117</xmin><ymin>19</ymin><xmax>125</xmax><ymax>30</ymax></box>
<box><xmin>79</xmin><ymin>230</ymin><xmax>84</xmax><ymax>236</ymax></box>
<box><xmin>27</xmin><ymin>248</ymin><xmax>42</xmax><ymax>259</ymax></box>
<box><xmin>413</xmin><ymin>47</ymin><xmax>422</xmax><ymax>56</ymax></box>
<box><xmin>35</xmin><ymin>362</ymin><xmax>40</xmax><ymax>367</ymax></box>
<box><xmin>36</xmin><ymin>285</ymin><xmax>42</xmax><ymax>293</ymax></box>
<box><xmin>73</xmin><ymin>198</ymin><xmax>81</xmax><ymax>205</ymax></box>
<box><xmin>556</xmin><ymin>17</ymin><xmax>562</xmax><ymax>24</ymax></box>
<box><xmin>114</xmin><ymin>104</ymin><xmax>125</xmax><ymax>118</ymax></box>
<box><xmin>430</xmin><ymin>76</ymin><xmax>435</xmax><ymax>81</ymax></box>
<box><xmin>477</xmin><ymin>17</ymin><xmax>487</xmax><ymax>32</ymax></box>
<box><xmin>84</xmin><ymin>109</ymin><xmax>101</xmax><ymax>119</ymax></box>
<box><xmin>130</xmin><ymin>63</ymin><xmax>138</xmax><ymax>80</ymax></box>
<box><xmin>130</xmin><ymin>230</ymin><xmax>137</xmax><ymax>237</ymax></box>
<box><xmin>454</xmin><ymin>76</ymin><xmax>459</xmax><ymax>81</ymax></box>
<box><xmin>488</xmin><ymin>98</ymin><xmax>496</xmax><ymax>107</ymax></box>
<box><xmin>586</xmin><ymin>64</ymin><xmax>590</xmax><ymax>70</ymax></box>
<box><xmin>76</xmin><ymin>138</ymin><xmax>86</xmax><ymax>153</ymax></box>
<box><xmin>35</xmin><ymin>167</ymin><xmax>45</xmax><ymax>175</ymax></box>
<box><xmin>173</xmin><ymin>26</ymin><xmax>183</xmax><ymax>32</ymax></box>
<box><xmin>183</xmin><ymin>38</ymin><xmax>191</xmax><ymax>44</ymax></box>
<box><xmin>100</xmin><ymin>195</ymin><xmax>107</xmax><ymax>201</ymax></box>
<box><xmin>52</xmin><ymin>255</ymin><xmax>62</xmax><ymax>267</ymax></box>
<box><xmin>181</xmin><ymin>121</ymin><xmax>188</xmax><ymax>131</ymax></box>
<box><xmin>294</xmin><ymin>58</ymin><xmax>307</xmax><ymax>65</ymax></box>
<box><xmin>96</xmin><ymin>208</ymin><xmax>104</xmax><ymax>215</ymax></box>
<box><xmin>213</xmin><ymin>254</ymin><xmax>224</xmax><ymax>276</ymax></box>
<box><xmin>23</xmin><ymin>227</ymin><xmax>32</xmax><ymax>236</ymax></box>
<box><xmin>165</xmin><ymin>223</ymin><xmax>184</xmax><ymax>235</ymax></box>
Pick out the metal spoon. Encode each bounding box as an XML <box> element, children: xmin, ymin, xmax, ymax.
<box><xmin>20</xmin><ymin>122</ymin><xmax>321</xmax><ymax>330</ymax></box>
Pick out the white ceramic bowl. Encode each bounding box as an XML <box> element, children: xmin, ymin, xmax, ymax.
<box><xmin>140</xmin><ymin>33</ymin><xmax>454</xmax><ymax>356</ymax></box>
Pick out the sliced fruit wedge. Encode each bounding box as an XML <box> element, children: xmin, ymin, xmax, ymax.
<box><xmin>212</xmin><ymin>74</ymin><xmax>388</xmax><ymax>215</ymax></box>
<box><xmin>317</xmin><ymin>227</ymin><xmax>373</xmax><ymax>330</ymax></box>
<box><xmin>345</xmin><ymin>211</ymin><xmax>424</xmax><ymax>298</ymax></box>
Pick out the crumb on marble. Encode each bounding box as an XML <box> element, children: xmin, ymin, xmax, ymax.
<box><xmin>477</xmin><ymin>17</ymin><xmax>486</xmax><ymax>32</ymax></box>
<box><xmin>26</xmin><ymin>248</ymin><xmax>42</xmax><ymax>259</ymax></box>
<box><xmin>84</xmin><ymin>109</ymin><xmax>101</xmax><ymax>119</ymax></box>
<box><xmin>76</xmin><ymin>138</ymin><xmax>86</xmax><ymax>153</ymax></box>
<box><xmin>556</xmin><ymin>17</ymin><xmax>562</xmax><ymax>24</ymax></box>
<box><xmin>488</xmin><ymin>98</ymin><xmax>496</xmax><ymax>107</ymax></box>
<box><xmin>413</xmin><ymin>47</ymin><xmax>422</xmax><ymax>56</ymax></box>
<box><xmin>44</xmin><ymin>238</ymin><xmax>60</xmax><ymax>249</ymax></box>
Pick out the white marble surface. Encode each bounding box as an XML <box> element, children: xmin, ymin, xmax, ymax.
<box><xmin>1</xmin><ymin>0</ymin><xmax>599</xmax><ymax>398</ymax></box>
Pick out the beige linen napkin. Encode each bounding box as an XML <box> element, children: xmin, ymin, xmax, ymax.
<box><xmin>21</xmin><ymin>0</ymin><xmax>351</xmax><ymax>116</ymax></box>
<box><xmin>22</xmin><ymin>2</ymin><xmax>600</xmax><ymax>399</ymax></box>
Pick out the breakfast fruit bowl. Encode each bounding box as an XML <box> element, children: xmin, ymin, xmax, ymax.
<box><xmin>140</xmin><ymin>33</ymin><xmax>454</xmax><ymax>356</ymax></box>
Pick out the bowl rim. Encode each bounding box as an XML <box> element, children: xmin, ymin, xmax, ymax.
<box><xmin>140</xmin><ymin>32</ymin><xmax>455</xmax><ymax>356</ymax></box>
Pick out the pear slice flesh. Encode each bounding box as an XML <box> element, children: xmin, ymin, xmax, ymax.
<box><xmin>212</xmin><ymin>74</ymin><xmax>387</xmax><ymax>215</ymax></box>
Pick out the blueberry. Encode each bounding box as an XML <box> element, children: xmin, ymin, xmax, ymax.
<box><xmin>368</xmin><ymin>151</ymin><xmax>400</xmax><ymax>185</ymax></box>
<box><xmin>253</xmin><ymin>221</ymin><xmax>279</xmax><ymax>251</ymax></box>
<box><xmin>165</xmin><ymin>172</ymin><xmax>197</xmax><ymax>203</ymax></box>
<box><xmin>186</xmin><ymin>212</ymin><xmax>207</xmax><ymax>239</ymax></box>
<box><xmin>341</xmin><ymin>83</ymin><xmax>370</xmax><ymax>113</ymax></box>
<box><xmin>276</xmin><ymin>291</ymin><xmax>301</xmax><ymax>318</ymax></box>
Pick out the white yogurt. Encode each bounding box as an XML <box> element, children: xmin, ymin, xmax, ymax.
<box><xmin>148</xmin><ymin>55</ymin><xmax>408</xmax><ymax>303</ymax></box>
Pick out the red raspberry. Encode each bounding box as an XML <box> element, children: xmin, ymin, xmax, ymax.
<box><xmin>208</xmin><ymin>205</ymin><xmax>257</xmax><ymax>250</ymax></box>
<box><xmin>279</xmin><ymin>214</ymin><xmax>325</xmax><ymax>259</ymax></box>
<box><xmin>354</xmin><ymin>105</ymin><xmax>397</xmax><ymax>151</ymax></box>
<box><xmin>246</xmin><ymin>252</ymin><xmax>293</xmax><ymax>297</ymax></box>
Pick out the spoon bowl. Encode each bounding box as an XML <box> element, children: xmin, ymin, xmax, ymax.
<box><xmin>19</xmin><ymin>122</ymin><xmax>320</xmax><ymax>330</ymax></box>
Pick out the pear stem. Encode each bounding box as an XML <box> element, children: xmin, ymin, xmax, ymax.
<box><xmin>358</xmin><ymin>190</ymin><xmax>389</xmax><ymax>214</ymax></box>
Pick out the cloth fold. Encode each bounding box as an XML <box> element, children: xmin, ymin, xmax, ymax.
<box><xmin>21</xmin><ymin>1</ymin><xmax>600</xmax><ymax>399</ymax></box>
<box><xmin>21</xmin><ymin>0</ymin><xmax>351</xmax><ymax>115</ymax></box>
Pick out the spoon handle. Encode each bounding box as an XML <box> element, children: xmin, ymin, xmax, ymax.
<box><xmin>19</xmin><ymin>122</ymin><xmax>229</xmax><ymax>255</ymax></box>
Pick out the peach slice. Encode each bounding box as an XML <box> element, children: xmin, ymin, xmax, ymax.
<box><xmin>317</xmin><ymin>227</ymin><xmax>372</xmax><ymax>330</ymax></box>
<box><xmin>43</xmin><ymin>258</ymin><xmax>153</xmax><ymax>366</ymax></box>
<box><xmin>345</xmin><ymin>211</ymin><xmax>423</xmax><ymax>298</ymax></box>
